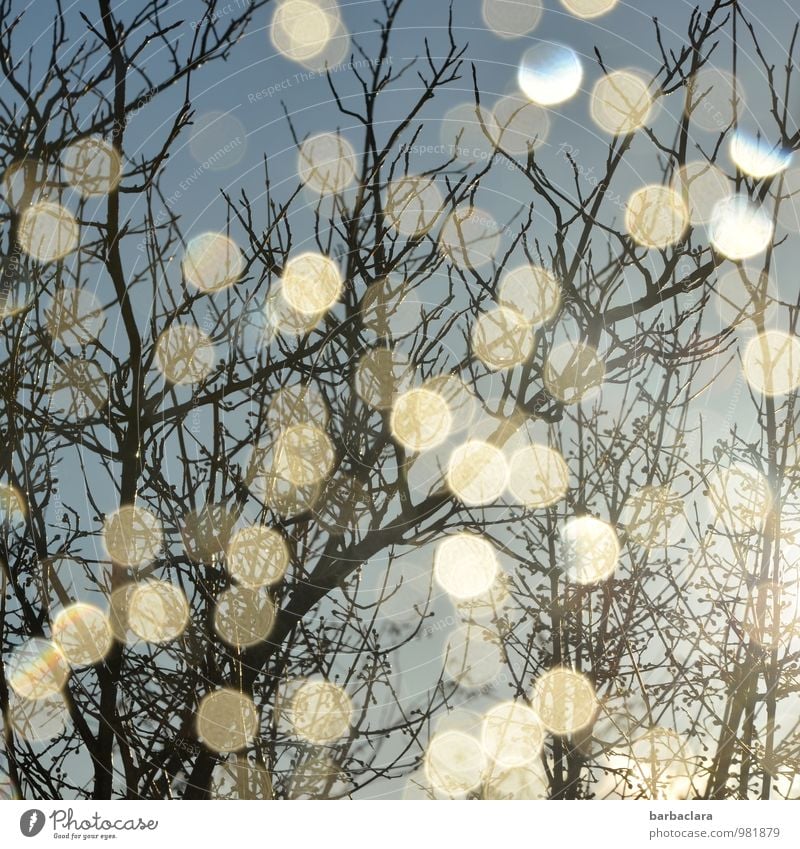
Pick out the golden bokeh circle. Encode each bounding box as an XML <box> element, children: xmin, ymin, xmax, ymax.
<box><xmin>621</xmin><ymin>484</ymin><xmax>685</xmax><ymax>548</ymax></box>
<box><xmin>355</xmin><ymin>348</ymin><xmax>412</xmax><ymax>410</ymax></box>
<box><xmin>385</xmin><ymin>176</ymin><xmax>443</xmax><ymax>237</ymax></box>
<box><xmin>441</xmin><ymin>102</ymin><xmax>498</xmax><ymax>163</ymax></box>
<box><xmin>7</xmin><ymin>638</ymin><xmax>70</xmax><ymax>700</ymax></box>
<box><xmin>560</xmin><ymin>0</ymin><xmax>617</xmax><ymax>17</ymax></box>
<box><xmin>446</xmin><ymin>439</ymin><xmax>509</xmax><ymax>505</ymax></box>
<box><xmin>297</xmin><ymin>132</ymin><xmax>356</xmax><ymax>195</ymax></box>
<box><xmin>214</xmin><ymin>586</ymin><xmax>276</xmax><ymax>648</ymax></box>
<box><xmin>62</xmin><ymin>137</ymin><xmax>121</xmax><ymax>196</ymax></box>
<box><xmin>424</xmin><ymin>730</ymin><xmax>486</xmax><ymax>797</ymax></box>
<box><xmin>51</xmin><ymin>603</ymin><xmax>113</xmax><ymax>667</ymax></box>
<box><xmin>19</xmin><ymin>201</ymin><xmax>79</xmax><ymax>262</ymax></box>
<box><xmin>182</xmin><ymin>232</ymin><xmax>243</xmax><ymax>292</ymax></box>
<box><xmin>482</xmin><ymin>0</ymin><xmax>542</xmax><ymax>38</ymax></box>
<box><xmin>507</xmin><ymin>443</ymin><xmax>569</xmax><ymax>508</ymax></box>
<box><xmin>297</xmin><ymin>13</ymin><xmax>351</xmax><ymax>73</ymax></box>
<box><xmin>197</xmin><ymin>689</ymin><xmax>259</xmax><ymax>753</ymax></box>
<box><xmin>742</xmin><ymin>330</ymin><xmax>800</xmax><ymax>396</ymax></box>
<box><xmin>226</xmin><ymin>525</ymin><xmax>290</xmax><ymax>587</ymax></box>
<box><xmin>390</xmin><ymin>387</ymin><xmax>452</xmax><ymax>452</ymax></box>
<box><xmin>544</xmin><ymin>341</ymin><xmax>605</xmax><ymax>404</ymax></box>
<box><xmin>273</xmin><ymin>423</ymin><xmax>335</xmax><ymax>486</ymax></box>
<box><xmin>290</xmin><ymin>679</ymin><xmax>352</xmax><ymax>744</ymax></box>
<box><xmin>481</xmin><ymin>701</ymin><xmax>545</xmax><ymax>768</ymax></box>
<box><xmin>498</xmin><ymin>264</ymin><xmax>560</xmax><ymax>327</ymax></box>
<box><xmin>531</xmin><ymin>667</ymin><xmax>597</xmax><ymax>735</ymax></box>
<box><xmin>434</xmin><ymin>533</ymin><xmax>499</xmax><ymax>600</ymax></box>
<box><xmin>492</xmin><ymin>95</ymin><xmax>550</xmax><ymax>155</ymax></box>
<box><xmin>45</xmin><ymin>287</ymin><xmax>106</xmax><ymax>346</ymax></box>
<box><xmin>471</xmin><ymin>306</ymin><xmax>535</xmax><ymax>371</ymax></box>
<box><xmin>624</xmin><ymin>185</ymin><xmax>688</xmax><ymax>248</ymax></box>
<box><xmin>439</xmin><ymin>205</ymin><xmax>500</xmax><ymax>269</ymax></box>
<box><xmin>271</xmin><ymin>0</ymin><xmax>338</xmax><ymax>63</ymax></box>
<box><xmin>128</xmin><ymin>580</ymin><xmax>189</xmax><ymax>643</ymax></box>
<box><xmin>102</xmin><ymin>505</ymin><xmax>163</xmax><ymax>568</ymax></box>
<box><xmin>281</xmin><ymin>251</ymin><xmax>342</xmax><ymax>315</ymax></box>
<box><xmin>155</xmin><ymin>323</ymin><xmax>216</xmax><ymax>385</ymax></box>
<box><xmin>260</xmin><ymin>469</ymin><xmax>322</xmax><ymax>519</ymax></box>
<box><xmin>560</xmin><ymin>515</ymin><xmax>619</xmax><ymax>584</ymax></box>
<box><xmin>590</xmin><ymin>70</ymin><xmax>653</xmax><ymax>135</ymax></box>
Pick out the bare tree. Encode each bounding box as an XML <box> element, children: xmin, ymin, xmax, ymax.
<box><xmin>2</xmin><ymin>0</ymin><xmax>800</xmax><ymax>801</ymax></box>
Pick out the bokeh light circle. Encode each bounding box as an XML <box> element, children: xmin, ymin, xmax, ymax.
<box><xmin>424</xmin><ymin>730</ymin><xmax>486</xmax><ymax>797</ymax></box>
<box><xmin>51</xmin><ymin>603</ymin><xmax>113</xmax><ymax>666</ymax></box>
<box><xmin>197</xmin><ymin>689</ymin><xmax>259</xmax><ymax>753</ymax></box>
<box><xmin>560</xmin><ymin>515</ymin><xmax>619</xmax><ymax>584</ymax></box>
<box><xmin>742</xmin><ymin>330</ymin><xmax>800</xmax><ymax>396</ymax></box>
<box><xmin>226</xmin><ymin>525</ymin><xmax>290</xmax><ymax>587</ymax></box>
<box><xmin>391</xmin><ymin>387</ymin><xmax>452</xmax><ymax>452</ymax></box>
<box><xmin>62</xmin><ymin>137</ymin><xmax>122</xmax><ymax>196</ymax></box>
<box><xmin>531</xmin><ymin>667</ymin><xmax>597</xmax><ymax>735</ymax></box>
<box><xmin>447</xmin><ymin>440</ymin><xmax>509</xmax><ymax>505</ymax></box>
<box><xmin>182</xmin><ymin>232</ymin><xmax>243</xmax><ymax>292</ymax></box>
<box><xmin>281</xmin><ymin>251</ymin><xmax>343</xmax><ymax>315</ymax></box>
<box><xmin>590</xmin><ymin>70</ymin><xmax>653</xmax><ymax>135</ymax></box>
<box><xmin>498</xmin><ymin>264</ymin><xmax>560</xmax><ymax>326</ymax></box>
<box><xmin>128</xmin><ymin>580</ymin><xmax>189</xmax><ymax>643</ymax></box>
<box><xmin>19</xmin><ymin>201</ymin><xmax>79</xmax><ymax>262</ymax></box>
<box><xmin>7</xmin><ymin>638</ymin><xmax>70</xmax><ymax>700</ymax></box>
<box><xmin>507</xmin><ymin>443</ymin><xmax>569</xmax><ymax>508</ymax></box>
<box><xmin>155</xmin><ymin>324</ymin><xmax>216</xmax><ymax>385</ymax></box>
<box><xmin>471</xmin><ymin>306</ymin><xmax>535</xmax><ymax>371</ymax></box>
<box><xmin>434</xmin><ymin>533</ymin><xmax>499</xmax><ymax>600</ymax></box>
<box><xmin>709</xmin><ymin>195</ymin><xmax>773</xmax><ymax>259</ymax></box>
<box><xmin>298</xmin><ymin>132</ymin><xmax>356</xmax><ymax>195</ymax></box>
<box><xmin>625</xmin><ymin>185</ymin><xmax>688</xmax><ymax>248</ymax></box>
<box><xmin>544</xmin><ymin>340</ymin><xmax>605</xmax><ymax>404</ymax></box>
<box><xmin>482</xmin><ymin>0</ymin><xmax>542</xmax><ymax>38</ymax></box>
<box><xmin>481</xmin><ymin>701</ymin><xmax>545</xmax><ymax>767</ymax></box>
<box><xmin>290</xmin><ymin>679</ymin><xmax>352</xmax><ymax>744</ymax></box>
<box><xmin>102</xmin><ymin>505</ymin><xmax>163</xmax><ymax>568</ymax></box>
<box><xmin>518</xmin><ymin>43</ymin><xmax>583</xmax><ymax>106</ymax></box>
